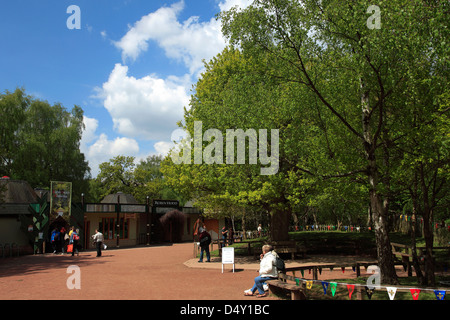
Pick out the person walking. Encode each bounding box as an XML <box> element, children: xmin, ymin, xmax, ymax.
<box><xmin>92</xmin><ymin>229</ymin><xmax>104</xmax><ymax>257</ymax></box>
<box><xmin>221</xmin><ymin>226</ymin><xmax>228</xmax><ymax>248</ymax></box>
<box><xmin>198</xmin><ymin>228</ymin><xmax>211</xmax><ymax>263</ymax></box>
<box><xmin>69</xmin><ymin>227</ymin><xmax>80</xmax><ymax>256</ymax></box>
<box><xmin>50</xmin><ymin>227</ymin><xmax>60</xmax><ymax>254</ymax></box>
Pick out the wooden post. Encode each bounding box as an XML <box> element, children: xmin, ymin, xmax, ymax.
<box><xmin>116</xmin><ymin>195</ymin><xmax>120</xmax><ymax>248</ymax></box>
<box><xmin>313</xmin><ymin>267</ymin><xmax>318</xmax><ymax>280</ymax></box>
<box><xmin>146</xmin><ymin>196</ymin><xmax>150</xmax><ymax>245</ymax></box>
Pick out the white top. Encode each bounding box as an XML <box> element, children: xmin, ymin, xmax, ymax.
<box><xmin>92</xmin><ymin>232</ymin><xmax>104</xmax><ymax>243</ymax></box>
<box><xmin>259</xmin><ymin>251</ymin><xmax>277</xmax><ymax>278</ymax></box>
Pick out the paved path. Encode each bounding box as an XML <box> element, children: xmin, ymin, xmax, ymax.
<box><xmin>0</xmin><ymin>242</ymin><xmax>409</xmax><ymax>300</ymax></box>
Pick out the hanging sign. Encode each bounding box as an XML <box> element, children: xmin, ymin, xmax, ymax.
<box><xmin>222</xmin><ymin>247</ymin><xmax>235</xmax><ymax>273</ymax></box>
<box><xmin>50</xmin><ymin>181</ymin><xmax>72</xmax><ymax>221</ymax></box>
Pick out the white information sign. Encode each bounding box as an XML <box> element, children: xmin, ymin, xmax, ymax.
<box><xmin>222</xmin><ymin>247</ymin><xmax>235</xmax><ymax>273</ymax></box>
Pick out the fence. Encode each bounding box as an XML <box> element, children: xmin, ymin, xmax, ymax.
<box><xmin>0</xmin><ymin>243</ymin><xmax>20</xmax><ymax>258</ymax></box>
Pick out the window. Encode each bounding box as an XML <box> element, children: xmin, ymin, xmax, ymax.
<box><xmin>100</xmin><ymin>217</ymin><xmax>129</xmax><ymax>240</ymax></box>
<box><xmin>100</xmin><ymin>218</ymin><xmax>115</xmax><ymax>240</ymax></box>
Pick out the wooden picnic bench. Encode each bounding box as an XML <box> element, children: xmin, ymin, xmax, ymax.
<box><xmin>253</xmin><ymin>240</ymin><xmax>307</xmax><ymax>259</ymax></box>
<box><xmin>391</xmin><ymin>242</ymin><xmax>450</xmax><ymax>276</ymax></box>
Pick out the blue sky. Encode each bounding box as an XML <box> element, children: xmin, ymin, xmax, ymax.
<box><xmin>0</xmin><ymin>0</ymin><xmax>251</xmax><ymax>176</ymax></box>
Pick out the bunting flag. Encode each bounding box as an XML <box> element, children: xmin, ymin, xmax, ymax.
<box><xmin>330</xmin><ymin>282</ymin><xmax>337</xmax><ymax>296</ymax></box>
<box><xmin>318</xmin><ymin>267</ymin><xmax>322</xmax><ymax>275</ymax></box>
<box><xmin>386</xmin><ymin>287</ymin><xmax>397</xmax><ymax>300</ymax></box>
<box><xmin>365</xmin><ymin>286</ymin><xmax>374</xmax><ymax>300</ymax></box>
<box><xmin>347</xmin><ymin>284</ymin><xmax>355</xmax><ymax>300</ymax></box>
<box><xmin>292</xmin><ymin>272</ymin><xmax>448</xmax><ymax>301</ymax></box>
<box><xmin>322</xmin><ymin>281</ymin><xmax>329</xmax><ymax>295</ymax></box>
<box><xmin>410</xmin><ymin>289</ymin><xmax>421</xmax><ymax>300</ymax></box>
<box><xmin>341</xmin><ymin>267</ymin><xmax>345</xmax><ymax>273</ymax></box>
<box><xmin>352</xmin><ymin>266</ymin><xmax>356</xmax><ymax>272</ymax></box>
<box><xmin>434</xmin><ymin>290</ymin><xmax>446</xmax><ymax>300</ymax></box>
<box><xmin>330</xmin><ymin>267</ymin><xmax>334</xmax><ymax>272</ymax></box>
<box><xmin>300</xmin><ymin>270</ymin><xmax>304</xmax><ymax>277</ymax></box>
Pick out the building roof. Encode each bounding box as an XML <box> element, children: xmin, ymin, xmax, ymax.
<box><xmin>0</xmin><ymin>179</ymin><xmax>38</xmax><ymax>204</ymax></box>
<box><xmin>100</xmin><ymin>192</ymin><xmax>138</xmax><ymax>204</ymax></box>
<box><xmin>0</xmin><ymin>179</ymin><xmax>38</xmax><ymax>216</ymax></box>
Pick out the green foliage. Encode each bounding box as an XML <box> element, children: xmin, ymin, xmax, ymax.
<box><xmin>0</xmin><ymin>88</ymin><xmax>90</xmax><ymax>200</ymax></box>
<box><xmin>94</xmin><ymin>154</ymin><xmax>185</xmax><ymax>204</ymax></box>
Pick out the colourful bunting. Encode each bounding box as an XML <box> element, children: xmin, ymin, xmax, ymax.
<box><xmin>290</xmin><ymin>271</ymin><xmax>448</xmax><ymax>301</ymax></box>
<box><xmin>341</xmin><ymin>267</ymin><xmax>345</xmax><ymax>273</ymax></box>
<box><xmin>347</xmin><ymin>284</ymin><xmax>355</xmax><ymax>300</ymax></box>
<box><xmin>330</xmin><ymin>282</ymin><xmax>337</xmax><ymax>296</ymax></box>
<box><xmin>365</xmin><ymin>286</ymin><xmax>374</xmax><ymax>300</ymax></box>
<box><xmin>386</xmin><ymin>287</ymin><xmax>397</xmax><ymax>300</ymax></box>
<box><xmin>322</xmin><ymin>281</ymin><xmax>329</xmax><ymax>295</ymax></box>
<box><xmin>318</xmin><ymin>267</ymin><xmax>322</xmax><ymax>275</ymax></box>
<box><xmin>434</xmin><ymin>290</ymin><xmax>446</xmax><ymax>300</ymax></box>
<box><xmin>300</xmin><ymin>270</ymin><xmax>304</xmax><ymax>277</ymax></box>
<box><xmin>410</xmin><ymin>289</ymin><xmax>420</xmax><ymax>300</ymax></box>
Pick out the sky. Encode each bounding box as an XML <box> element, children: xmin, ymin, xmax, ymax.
<box><xmin>0</xmin><ymin>0</ymin><xmax>252</xmax><ymax>177</ymax></box>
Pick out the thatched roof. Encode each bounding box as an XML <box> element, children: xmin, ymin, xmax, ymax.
<box><xmin>0</xmin><ymin>179</ymin><xmax>38</xmax><ymax>216</ymax></box>
<box><xmin>101</xmin><ymin>192</ymin><xmax>138</xmax><ymax>204</ymax></box>
<box><xmin>0</xmin><ymin>179</ymin><xmax>38</xmax><ymax>204</ymax></box>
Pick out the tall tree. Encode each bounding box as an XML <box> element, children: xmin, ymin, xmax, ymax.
<box><xmin>219</xmin><ymin>0</ymin><xmax>449</xmax><ymax>284</ymax></box>
<box><xmin>1</xmin><ymin>89</ymin><xmax>90</xmax><ymax>201</ymax></box>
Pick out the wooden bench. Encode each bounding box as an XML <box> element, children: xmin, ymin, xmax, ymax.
<box><xmin>391</xmin><ymin>243</ymin><xmax>450</xmax><ymax>276</ymax></box>
<box><xmin>271</xmin><ymin>240</ymin><xmax>306</xmax><ymax>260</ymax></box>
<box><xmin>265</xmin><ymin>273</ymin><xmax>306</xmax><ymax>300</ymax></box>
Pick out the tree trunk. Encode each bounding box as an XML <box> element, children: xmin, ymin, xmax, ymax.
<box><xmin>269</xmin><ymin>209</ymin><xmax>290</xmax><ymax>241</ymax></box>
<box><xmin>361</xmin><ymin>79</ymin><xmax>398</xmax><ymax>284</ymax></box>
<box><xmin>410</xmin><ymin>172</ymin><xmax>425</xmax><ymax>285</ymax></box>
<box><xmin>370</xmin><ymin>188</ymin><xmax>399</xmax><ymax>284</ymax></box>
<box><xmin>419</xmin><ymin>163</ymin><xmax>436</xmax><ymax>286</ymax></box>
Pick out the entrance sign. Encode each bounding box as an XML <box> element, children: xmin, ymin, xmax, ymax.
<box><xmin>222</xmin><ymin>247</ymin><xmax>235</xmax><ymax>273</ymax></box>
<box><xmin>152</xmin><ymin>199</ymin><xmax>179</xmax><ymax>207</ymax></box>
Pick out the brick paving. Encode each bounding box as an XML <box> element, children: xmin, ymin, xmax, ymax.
<box><xmin>0</xmin><ymin>242</ymin><xmax>422</xmax><ymax>300</ymax></box>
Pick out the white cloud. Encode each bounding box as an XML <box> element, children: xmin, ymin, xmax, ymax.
<box><xmin>153</xmin><ymin>141</ymin><xmax>174</xmax><ymax>156</ymax></box>
<box><xmin>80</xmin><ymin>116</ymin><xmax>98</xmax><ymax>148</ymax></box>
<box><xmin>218</xmin><ymin>0</ymin><xmax>253</xmax><ymax>12</ymax></box>
<box><xmin>114</xmin><ymin>0</ymin><xmax>228</xmax><ymax>75</ymax></box>
<box><xmin>85</xmin><ymin>133</ymin><xmax>140</xmax><ymax>177</ymax></box>
<box><xmin>97</xmin><ymin>63</ymin><xmax>189</xmax><ymax>141</ymax></box>
<box><xmin>81</xmin><ymin>116</ymin><xmax>141</xmax><ymax>176</ymax></box>
<box><xmin>86</xmin><ymin>0</ymin><xmax>253</xmax><ymax>177</ymax></box>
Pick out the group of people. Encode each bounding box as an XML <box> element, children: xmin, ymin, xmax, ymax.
<box><xmin>50</xmin><ymin>226</ymin><xmax>81</xmax><ymax>256</ymax></box>
<box><xmin>49</xmin><ymin>227</ymin><xmax>105</xmax><ymax>257</ymax></box>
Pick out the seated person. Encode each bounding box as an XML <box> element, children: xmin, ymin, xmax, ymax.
<box><xmin>244</xmin><ymin>244</ymin><xmax>278</xmax><ymax>298</ymax></box>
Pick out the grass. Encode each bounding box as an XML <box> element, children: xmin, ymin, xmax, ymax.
<box><xmin>203</xmin><ymin>231</ymin><xmax>448</xmax><ymax>265</ymax></box>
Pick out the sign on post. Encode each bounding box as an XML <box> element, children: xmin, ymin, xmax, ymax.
<box><xmin>222</xmin><ymin>247</ymin><xmax>235</xmax><ymax>273</ymax></box>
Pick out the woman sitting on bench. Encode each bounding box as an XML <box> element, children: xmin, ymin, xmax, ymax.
<box><xmin>244</xmin><ymin>244</ymin><xmax>278</xmax><ymax>298</ymax></box>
